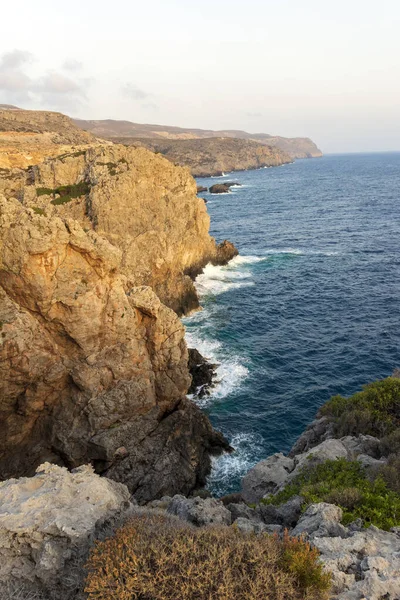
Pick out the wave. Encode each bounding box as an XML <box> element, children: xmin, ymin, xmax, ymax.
<box><xmin>206</xmin><ymin>432</ymin><xmax>265</xmax><ymax>496</ymax></box>
<box><xmin>195</xmin><ymin>263</ymin><xmax>255</xmax><ymax>297</ymax></box>
<box><xmin>263</xmin><ymin>248</ymin><xmax>339</xmax><ymax>257</ymax></box>
<box><xmin>184</xmin><ymin>322</ymin><xmax>249</xmax><ymax>407</ymax></box>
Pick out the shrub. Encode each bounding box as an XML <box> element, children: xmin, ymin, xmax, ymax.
<box><xmin>264</xmin><ymin>458</ymin><xmax>400</xmax><ymax>530</ymax></box>
<box><xmin>85</xmin><ymin>513</ymin><xmax>330</xmax><ymax>600</ymax></box>
<box><xmin>32</xmin><ymin>206</ymin><xmax>45</xmax><ymax>215</ymax></box>
<box><xmin>380</xmin><ymin>429</ymin><xmax>400</xmax><ymax>457</ymax></box>
<box><xmin>320</xmin><ymin>377</ymin><xmax>400</xmax><ymax>438</ymax></box>
<box><xmin>37</xmin><ymin>181</ymin><xmax>90</xmax><ymax>204</ymax></box>
<box><xmin>376</xmin><ymin>455</ymin><xmax>400</xmax><ymax>494</ymax></box>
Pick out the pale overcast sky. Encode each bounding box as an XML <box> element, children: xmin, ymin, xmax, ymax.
<box><xmin>1</xmin><ymin>0</ymin><xmax>399</xmax><ymax>152</ymax></box>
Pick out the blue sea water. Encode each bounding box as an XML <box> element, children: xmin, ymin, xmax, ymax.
<box><xmin>183</xmin><ymin>153</ymin><xmax>400</xmax><ymax>497</ymax></box>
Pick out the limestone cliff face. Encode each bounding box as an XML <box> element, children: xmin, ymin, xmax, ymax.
<box><xmin>124</xmin><ymin>137</ymin><xmax>293</xmax><ymax>177</ymax></box>
<box><xmin>1</xmin><ymin>144</ymin><xmax>234</xmax><ymax>314</ymax></box>
<box><xmin>0</xmin><ymin>196</ymin><xmax>228</xmax><ymax>500</ymax></box>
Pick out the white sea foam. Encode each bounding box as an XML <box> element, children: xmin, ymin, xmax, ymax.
<box><xmin>264</xmin><ymin>248</ymin><xmax>340</xmax><ymax>257</ymax></box>
<box><xmin>184</xmin><ymin>322</ymin><xmax>249</xmax><ymax>407</ymax></box>
<box><xmin>195</xmin><ymin>263</ymin><xmax>255</xmax><ymax>297</ymax></box>
<box><xmin>206</xmin><ymin>432</ymin><xmax>264</xmax><ymax>495</ymax></box>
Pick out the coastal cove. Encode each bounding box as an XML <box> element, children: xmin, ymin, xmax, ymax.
<box><xmin>186</xmin><ymin>152</ymin><xmax>400</xmax><ymax>496</ymax></box>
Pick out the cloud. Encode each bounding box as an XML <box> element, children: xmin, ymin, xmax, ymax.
<box><xmin>122</xmin><ymin>83</ymin><xmax>151</xmax><ymax>101</ymax></box>
<box><xmin>0</xmin><ymin>49</ymin><xmax>33</xmax><ymax>71</ymax></box>
<box><xmin>62</xmin><ymin>59</ymin><xmax>83</xmax><ymax>72</ymax></box>
<box><xmin>122</xmin><ymin>82</ymin><xmax>159</xmax><ymax>110</ymax></box>
<box><xmin>0</xmin><ymin>49</ymin><xmax>89</xmax><ymax>110</ymax></box>
<box><xmin>36</xmin><ymin>72</ymin><xmax>85</xmax><ymax>95</ymax></box>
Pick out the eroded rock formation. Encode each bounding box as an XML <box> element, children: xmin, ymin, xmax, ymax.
<box><xmin>0</xmin><ymin>111</ymin><xmax>237</xmax><ymax>500</ymax></box>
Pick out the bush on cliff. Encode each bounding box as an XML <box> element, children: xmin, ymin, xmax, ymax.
<box><xmin>265</xmin><ymin>458</ymin><xmax>400</xmax><ymax>531</ymax></box>
<box><xmin>85</xmin><ymin>513</ymin><xmax>331</xmax><ymax>600</ymax></box>
<box><xmin>319</xmin><ymin>376</ymin><xmax>400</xmax><ymax>438</ymax></box>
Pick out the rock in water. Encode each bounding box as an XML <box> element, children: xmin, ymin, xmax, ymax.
<box><xmin>188</xmin><ymin>348</ymin><xmax>218</xmax><ymax>397</ymax></box>
<box><xmin>0</xmin><ymin>463</ymin><xmax>130</xmax><ymax>589</ymax></box>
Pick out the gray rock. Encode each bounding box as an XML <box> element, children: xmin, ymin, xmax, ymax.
<box><xmin>357</xmin><ymin>453</ymin><xmax>387</xmax><ymax>475</ymax></box>
<box><xmin>314</xmin><ymin>526</ymin><xmax>400</xmax><ymax>599</ymax></box>
<box><xmin>257</xmin><ymin>495</ymin><xmax>304</xmax><ymax>528</ymax></box>
<box><xmin>289</xmin><ymin>417</ymin><xmax>333</xmax><ymax>455</ymax></box>
<box><xmin>227</xmin><ymin>502</ymin><xmax>258</xmax><ymax>522</ymax></box>
<box><xmin>241</xmin><ymin>453</ymin><xmax>295</xmax><ymax>503</ymax></box>
<box><xmin>340</xmin><ymin>434</ymin><xmax>381</xmax><ymax>459</ymax></box>
<box><xmin>291</xmin><ymin>502</ymin><xmax>348</xmax><ymax>538</ymax></box>
<box><xmin>167</xmin><ymin>495</ymin><xmax>231</xmax><ymax>526</ymax></box>
<box><xmin>288</xmin><ymin>439</ymin><xmax>349</xmax><ymax>484</ymax></box>
<box><xmin>0</xmin><ymin>463</ymin><xmax>131</xmax><ymax>590</ymax></box>
<box><xmin>232</xmin><ymin>518</ymin><xmax>283</xmax><ymax>536</ymax></box>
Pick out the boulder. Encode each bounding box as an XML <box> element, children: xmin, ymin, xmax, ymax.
<box><xmin>167</xmin><ymin>495</ymin><xmax>231</xmax><ymax>526</ymax></box>
<box><xmin>196</xmin><ymin>185</ymin><xmax>208</xmax><ymax>193</ymax></box>
<box><xmin>241</xmin><ymin>453</ymin><xmax>295</xmax><ymax>503</ymax></box>
<box><xmin>257</xmin><ymin>495</ymin><xmax>304</xmax><ymax>528</ymax></box>
<box><xmin>291</xmin><ymin>503</ymin><xmax>347</xmax><ymax>538</ymax></box>
<box><xmin>0</xmin><ymin>463</ymin><xmax>130</xmax><ymax>589</ymax></box>
<box><xmin>227</xmin><ymin>502</ymin><xmax>259</xmax><ymax>522</ymax></box>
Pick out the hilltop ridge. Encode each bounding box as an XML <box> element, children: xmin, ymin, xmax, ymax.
<box><xmin>74</xmin><ymin>117</ymin><xmax>322</xmax><ymax>159</ymax></box>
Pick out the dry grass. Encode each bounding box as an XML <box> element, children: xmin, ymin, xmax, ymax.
<box><xmin>85</xmin><ymin>513</ymin><xmax>331</xmax><ymax>600</ymax></box>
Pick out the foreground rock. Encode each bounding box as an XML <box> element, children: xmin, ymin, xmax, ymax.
<box><xmin>0</xmin><ymin>463</ymin><xmax>130</xmax><ymax>594</ymax></box>
<box><xmin>315</xmin><ymin>525</ymin><xmax>400</xmax><ymax>599</ymax></box>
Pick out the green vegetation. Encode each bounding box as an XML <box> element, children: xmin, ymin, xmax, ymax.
<box><xmin>32</xmin><ymin>206</ymin><xmax>45</xmax><ymax>215</ymax></box>
<box><xmin>264</xmin><ymin>458</ymin><xmax>400</xmax><ymax>531</ymax></box>
<box><xmin>85</xmin><ymin>513</ymin><xmax>330</xmax><ymax>600</ymax></box>
<box><xmin>36</xmin><ymin>187</ymin><xmax>53</xmax><ymax>197</ymax></box>
<box><xmin>320</xmin><ymin>377</ymin><xmax>400</xmax><ymax>438</ymax></box>
<box><xmin>56</xmin><ymin>150</ymin><xmax>87</xmax><ymax>161</ymax></box>
<box><xmin>97</xmin><ymin>161</ymin><xmax>118</xmax><ymax>175</ymax></box>
<box><xmin>36</xmin><ymin>181</ymin><xmax>91</xmax><ymax>205</ymax></box>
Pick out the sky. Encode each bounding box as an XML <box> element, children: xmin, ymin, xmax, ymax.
<box><xmin>1</xmin><ymin>0</ymin><xmax>399</xmax><ymax>153</ymax></box>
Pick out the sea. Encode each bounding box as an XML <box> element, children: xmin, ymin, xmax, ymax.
<box><xmin>183</xmin><ymin>152</ymin><xmax>400</xmax><ymax>497</ymax></box>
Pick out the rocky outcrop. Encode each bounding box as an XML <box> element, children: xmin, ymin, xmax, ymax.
<box><xmin>126</xmin><ymin>137</ymin><xmax>293</xmax><ymax>177</ymax></box>
<box><xmin>241</xmin><ymin>439</ymin><xmax>350</xmax><ymax>504</ymax></box>
<box><xmin>209</xmin><ymin>182</ymin><xmax>241</xmax><ymax>194</ymax></box>
<box><xmin>0</xmin><ymin>194</ymin><xmax>230</xmax><ymax>500</ymax></box>
<box><xmin>0</xmin><ymin>463</ymin><xmax>130</xmax><ymax>594</ymax></box>
<box><xmin>0</xmin><ymin>108</ymin><xmax>95</xmax><ymax>169</ymax></box>
<box><xmin>0</xmin><ymin>143</ymin><xmax>237</xmax><ymax>314</ymax></box>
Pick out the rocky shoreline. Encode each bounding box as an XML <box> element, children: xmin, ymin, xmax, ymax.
<box><xmin>0</xmin><ymin>108</ymin><xmax>399</xmax><ymax>600</ymax></box>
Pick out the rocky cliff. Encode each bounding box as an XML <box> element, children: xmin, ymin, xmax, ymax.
<box><xmin>117</xmin><ymin>137</ymin><xmax>293</xmax><ymax>177</ymax></box>
<box><xmin>74</xmin><ymin>117</ymin><xmax>322</xmax><ymax>159</ymax></box>
<box><xmin>0</xmin><ymin>109</ymin><xmax>235</xmax><ymax>502</ymax></box>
